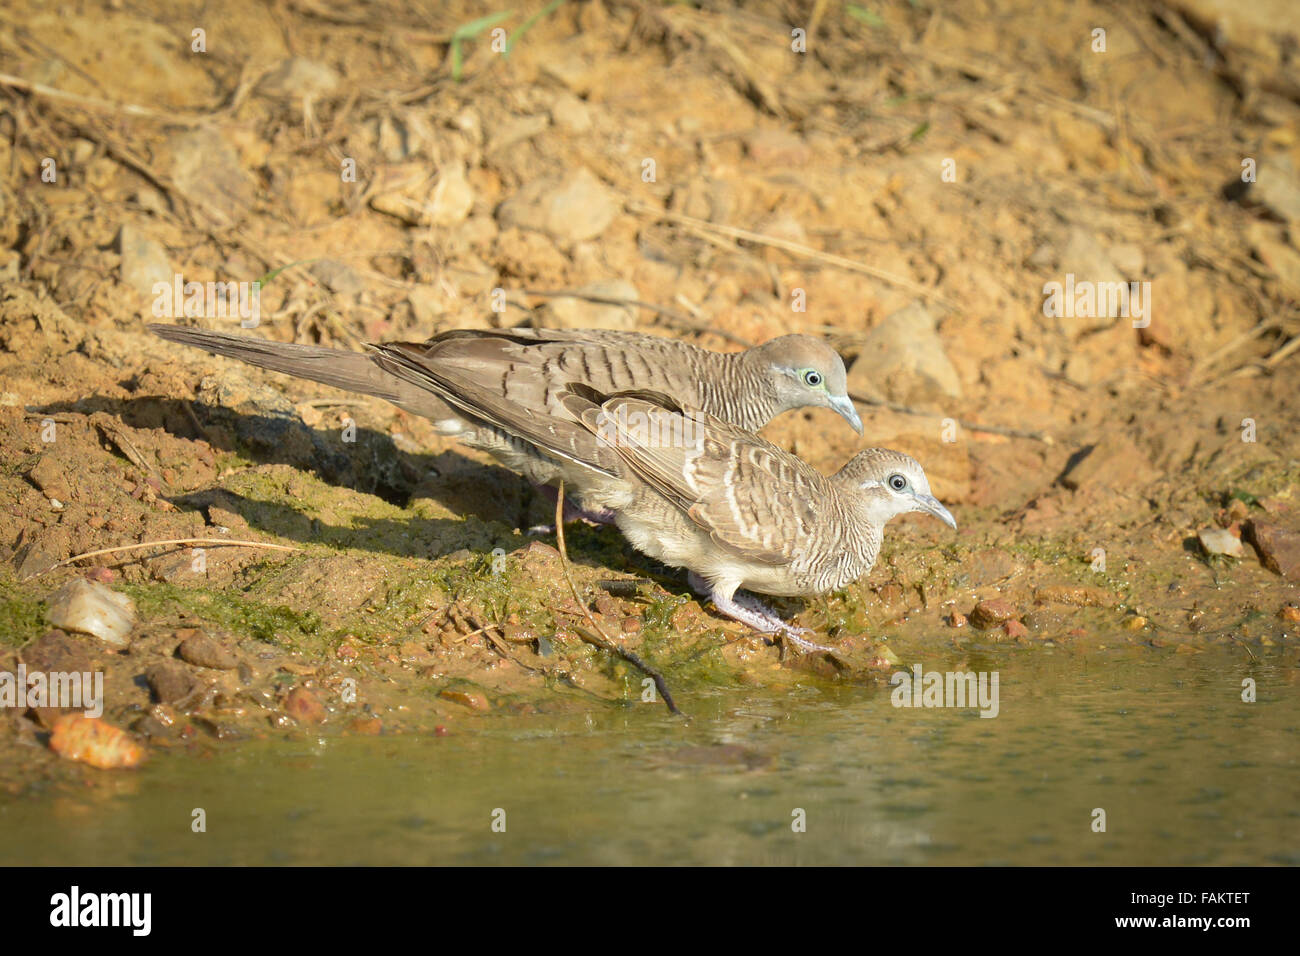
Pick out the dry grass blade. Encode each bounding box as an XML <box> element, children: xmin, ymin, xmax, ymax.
<box><xmin>626</xmin><ymin>199</ymin><xmax>958</xmax><ymax>311</ymax></box>
<box><xmin>29</xmin><ymin>538</ymin><xmax>297</xmax><ymax>580</ymax></box>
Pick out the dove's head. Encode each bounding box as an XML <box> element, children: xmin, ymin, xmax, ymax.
<box><xmin>836</xmin><ymin>448</ymin><xmax>957</xmax><ymax>530</ymax></box>
<box><xmin>749</xmin><ymin>334</ymin><xmax>862</xmax><ymax>433</ymax></box>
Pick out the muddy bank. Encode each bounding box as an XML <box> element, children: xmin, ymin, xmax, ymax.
<box><xmin>0</xmin><ymin>0</ymin><xmax>1297</xmax><ymax>781</ymax></box>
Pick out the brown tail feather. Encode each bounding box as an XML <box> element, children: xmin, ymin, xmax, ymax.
<box><xmin>148</xmin><ymin>324</ymin><xmax>455</xmax><ymax>420</ymax></box>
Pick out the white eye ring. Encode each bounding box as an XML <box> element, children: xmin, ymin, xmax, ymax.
<box><xmin>803</xmin><ymin>370</ymin><xmax>823</xmax><ymax>387</ymax></box>
<box><xmin>888</xmin><ymin>474</ymin><xmax>907</xmax><ymax>491</ymax></box>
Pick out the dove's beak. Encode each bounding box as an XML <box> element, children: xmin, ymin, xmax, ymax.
<box><xmin>915</xmin><ymin>494</ymin><xmax>957</xmax><ymax>530</ymax></box>
<box><xmin>830</xmin><ymin>394</ymin><xmax>863</xmax><ymax>434</ymax></box>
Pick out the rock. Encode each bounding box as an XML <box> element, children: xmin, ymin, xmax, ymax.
<box><xmin>27</xmin><ymin>454</ymin><xmax>71</xmax><ymax>502</ymax></box>
<box><xmin>309</xmin><ymin>259</ymin><xmax>365</xmax><ymax>296</ymax></box>
<box><xmin>145</xmin><ymin>662</ymin><xmax>200</xmax><ymax>705</ymax></box>
<box><xmin>21</xmin><ymin>629</ymin><xmax>91</xmax><ymax>673</ymax></box>
<box><xmin>428</xmin><ymin>163</ymin><xmax>475</xmax><ymax>226</ymax></box>
<box><xmin>176</xmin><ymin>629</ymin><xmax>239</xmax><ymax>670</ymax></box>
<box><xmin>500</xmin><ymin>622</ymin><xmax>535</xmax><ymax>644</ymax></box>
<box><xmin>348</xmin><ymin>716</ymin><xmax>383</xmax><ymax>735</ymax></box>
<box><xmin>1108</xmin><ymin>242</ymin><xmax>1145</xmax><ymax>277</ymax></box>
<box><xmin>12</xmin><ymin>531</ymin><xmax>60</xmax><ymax>579</ymax></box>
<box><xmin>1278</xmin><ymin>604</ymin><xmax>1300</xmax><ymax>623</ymax></box>
<box><xmin>1198</xmin><ymin>527</ymin><xmax>1245</xmax><ymax>559</ymax></box>
<box><xmin>496</xmin><ymin>166</ymin><xmax>618</xmax><ymax>243</ymax></box>
<box><xmin>550</xmin><ymin>93</ymin><xmax>592</xmax><ymax>133</ymax></box>
<box><xmin>1237</xmin><ymin>153</ymin><xmax>1300</xmax><ymax>224</ymax></box>
<box><xmin>970</xmin><ymin>599</ymin><xmax>1017</xmax><ymax>629</ymax></box>
<box><xmin>486</xmin><ymin>114</ymin><xmax>550</xmax><ymax>153</ymax></box>
<box><xmin>1247</xmin><ymin>221</ymin><xmax>1300</xmax><ymax>296</ymax></box>
<box><xmin>1004</xmin><ymin>619</ymin><xmax>1029</xmax><ymax>638</ymax></box>
<box><xmin>257</xmin><ymin>57</ymin><xmax>341</xmax><ymax>99</ymax></box>
<box><xmin>1246</xmin><ymin>520</ymin><xmax>1300</xmax><ymax>580</ymax></box>
<box><xmin>49</xmin><ymin>715</ymin><xmax>145</xmax><ymax>770</ymax></box>
<box><xmin>439</xmin><ymin>688</ymin><xmax>490</xmax><ymax>711</ymax></box>
<box><xmin>1034</xmin><ymin>585</ymin><xmax>1118</xmax><ymax>607</ymax></box>
<box><xmin>1022</xmin><ymin>607</ymin><xmax>1071</xmax><ymax>633</ymax></box>
<box><xmin>117</xmin><ymin>225</ymin><xmax>173</xmax><ymax>296</ymax></box>
<box><xmin>538</xmin><ymin>279</ymin><xmax>640</xmax><ymax>330</ymax></box>
<box><xmin>165</xmin><ymin>128</ymin><xmax>257</xmax><ymax>228</ymax></box>
<box><xmin>1168</xmin><ymin>0</ymin><xmax>1300</xmax><ymax>102</ymax></box>
<box><xmin>1058</xmin><ymin>433</ymin><xmax>1159</xmax><ymax>492</ymax></box>
<box><xmin>369</xmin><ymin>163</ymin><xmax>435</xmax><ymax>224</ymax></box>
<box><xmin>46</xmin><ymin>579</ymin><xmax>136</xmax><ymax>647</ymax></box>
<box><xmin>1054</xmin><ymin>227</ymin><xmax>1127</xmax><ymax>338</ymax></box>
<box><xmin>407</xmin><ymin>285</ymin><xmax>446</xmax><ymax>326</ymax></box>
<box><xmin>948</xmin><ymin>611</ymin><xmax>967</xmax><ymax>628</ymax></box>
<box><xmin>744</xmin><ymin>128</ymin><xmax>812</xmax><ymax>166</ymax></box>
<box><xmin>284</xmin><ymin>685</ymin><xmax>327</xmax><ymax>723</ymax></box>
<box><xmin>846</xmin><ymin>302</ymin><xmax>962</xmax><ymax>404</ymax></box>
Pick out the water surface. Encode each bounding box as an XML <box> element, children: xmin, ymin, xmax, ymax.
<box><xmin>3</xmin><ymin>649</ymin><xmax>1296</xmax><ymax>865</ymax></box>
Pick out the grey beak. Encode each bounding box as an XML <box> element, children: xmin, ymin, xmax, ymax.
<box><xmin>829</xmin><ymin>394</ymin><xmax>863</xmax><ymax>434</ymax></box>
<box><xmin>915</xmin><ymin>493</ymin><xmax>957</xmax><ymax>530</ymax></box>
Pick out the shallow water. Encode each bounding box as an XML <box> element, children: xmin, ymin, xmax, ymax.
<box><xmin>3</xmin><ymin>648</ymin><xmax>1297</xmax><ymax>865</ymax></box>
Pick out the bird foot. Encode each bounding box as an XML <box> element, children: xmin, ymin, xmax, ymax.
<box><xmin>689</xmin><ymin>575</ymin><xmax>837</xmax><ymax>654</ymax></box>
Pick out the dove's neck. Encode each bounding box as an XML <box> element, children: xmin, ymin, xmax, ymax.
<box><xmin>692</xmin><ymin>350</ymin><xmax>780</xmax><ymax>431</ymax></box>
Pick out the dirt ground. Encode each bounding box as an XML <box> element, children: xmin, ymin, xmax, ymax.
<box><xmin>0</xmin><ymin>0</ymin><xmax>1297</xmax><ymax>779</ymax></box>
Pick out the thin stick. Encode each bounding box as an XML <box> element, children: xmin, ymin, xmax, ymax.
<box><xmin>0</xmin><ymin>72</ymin><xmax>216</xmax><ymax>125</ymax></box>
<box><xmin>553</xmin><ymin>481</ymin><xmax>683</xmax><ymax>716</ymax></box>
<box><xmin>626</xmin><ymin>199</ymin><xmax>958</xmax><ymax>311</ymax></box>
<box><xmin>29</xmin><ymin>538</ymin><xmax>297</xmax><ymax>580</ymax></box>
<box><xmin>1187</xmin><ymin>317</ymin><xmax>1279</xmax><ymax>384</ymax></box>
<box><xmin>848</xmin><ymin>391</ymin><xmax>1055</xmax><ymax>444</ymax></box>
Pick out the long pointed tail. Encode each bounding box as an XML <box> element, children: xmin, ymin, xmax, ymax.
<box><xmin>148</xmin><ymin>324</ymin><xmax>454</xmax><ymax>421</ymax></box>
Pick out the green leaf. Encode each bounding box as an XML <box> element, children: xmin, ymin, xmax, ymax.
<box><xmin>847</xmin><ymin>5</ymin><xmax>885</xmax><ymax>27</ymax></box>
<box><xmin>506</xmin><ymin>0</ymin><xmax>564</xmax><ymax>57</ymax></box>
<box><xmin>452</xmin><ymin>9</ymin><xmax>515</xmax><ymax>41</ymax></box>
<box><xmin>257</xmin><ymin>257</ymin><xmax>321</xmax><ymax>283</ymax></box>
<box><xmin>450</xmin><ymin>9</ymin><xmax>515</xmax><ymax>81</ymax></box>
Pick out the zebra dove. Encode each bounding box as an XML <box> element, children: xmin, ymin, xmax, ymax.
<box><xmin>418</xmin><ymin>379</ymin><xmax>956</xmax><ymax>651</ymax></box>
<box><xmin>149</xmin><ymin>324</ymin><xmax>862</xmax><ymax>518</ymax></box>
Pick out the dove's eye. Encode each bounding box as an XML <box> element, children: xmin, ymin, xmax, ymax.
<box><xmin>888</xmin><ymin>474</ymin><xmax>908</xmax><ymax>492</ymax></box>
<box><xmin>802</xmin><ymin>369</ymin><xmax>823</xmax><ymax>387</ymax></box>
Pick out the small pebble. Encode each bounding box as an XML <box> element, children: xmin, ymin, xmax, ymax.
<box><xmin>1198</xmin><ymin>527</ymin><xmax>1244</xmax><ymax>559</ymax></box>
<box><xmin>348</xmin><ymin>717</ymin><xmax>383</xmax><ymax>735</ymax></box>
<box><xmin>177</xmin><ymin>629</ymin><xmax>239</xmax><ymax>670</ymax></box>
<box><xmin>46</xmin><ymin>578</ymin><xmax>136</xmax><ymax>646</ymax></box>
<box><xmin>49</xmin><ymin>715</ymin><xmax>145</xmax><ymax>770</ymax></box>
<box><xmin>1004</xmin><ymin>619</ymin><xmax>1029</xmax><ymax>638</ymax></box>
<box><xmin>439</xmin><ymin>688</ymin><xmax>490</xmax><ymax>711</ymax></box>
<box><xmin>970</xmin><ymin>599</ymin><xmax>1016</xmax><ymax>629</ymax></box>
<box><xmin>284</xmin><ymin>686</ymin><xmax>327</xmax><ymax>723</ymax></box>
